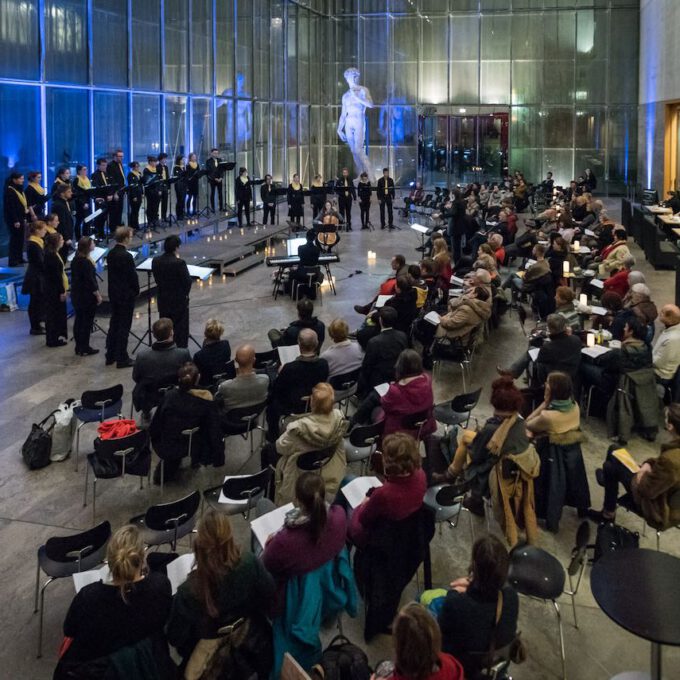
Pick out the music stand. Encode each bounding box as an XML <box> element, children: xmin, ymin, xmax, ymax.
<box><xmin>410</xmin><ymin>222</ymin><xmax>429</xmax><ymax>249</ymax></box>
<box><xmin>196</xmin><ymin>168</ymin><xmax>212</xmax><ymax>220</ymax></box>
<box><xmin>160</xmin><ymin>176</ymin><xmax>180</xmax><ymax>227</ymax></box>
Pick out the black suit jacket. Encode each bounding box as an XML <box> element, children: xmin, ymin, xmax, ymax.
<box><xmin>260</xmin><ymin>182</ymin><xmax>276</xmax><ymax>205</ymax></box>
<box><xmin>272</xmin><ymin>356</ymin><xmax>329</xmax><ymax>414</ymax></box>
<box><xmin>235</xmin><ymin>176</ymin><xmax>253</xmax><ymax>203</ymax></box>
<box><xmin>3</xmin><ymin>185</ymin><xmax>28</xmax><ymax>225</ymax></box>
<box><xmin>377</xmin><ymin>177</ymin><xmax>395</xmax><ymax>201</ymax></box>
<box><xmin>106</xmin><ymin>161</ymin><xmax>126</xmax><ymax>188</ymax></box>
<box><xmin>536</xmin><ymin>333</ymin><xmax>583</xmax><ymax>381</ymax></box>
<box><xmin>107</xmin><ymin>244</ymin><xmax>139</xmax><ymax>304</ymax></box>
<box><xmin>91</xmin><ymin>170</ymin><xmax>109</xmax><ymax>188</ymax></box>
<box><xmin>335</xmin><ymin>177</ymin><xmax>356</xmax><ymax>201</ymax></box>
<box><xmin>360</xmin><ymin>328</ymin><xmax>408</xmax><ymax>389</ymax></box>
<box><xmin>22</xmin><ymin>240</ymin><xmax>45</xmax><ymax>295</ymax></box>
<box><xmin>206</xmin><ymin>157</ymin><xmax>222</xmax><ymax>184</ymax></box>
<box><xmin>44</xmin><ymin>251</ymin><xmax>66</xmax><ymax>296</ymax></box>
<box><xmin>70</xmin><ymin>255</ymin><xmax>99</xmax><ymax>309</ymax></box>
<box><xmin>52</xmin><ymin>197</ymin><xmax>74</xmax><ymax>243</ymax></box>
<box><xmin>151</xmin><ymin>253</ymin><xmax>192</xmax><ymax>314</ymax></box>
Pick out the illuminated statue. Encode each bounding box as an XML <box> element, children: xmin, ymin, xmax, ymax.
<box><xmin>337</xmin><ymin>67</ymin><xmax>375</xmax><ymax>177</ymax></box>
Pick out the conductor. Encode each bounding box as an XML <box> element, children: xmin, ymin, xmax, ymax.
<box><xmin>152</xmin><ymin>235</ymin><xmax>192</xmax><ymax>348</ymax></box>
<box><xmin>105</xmin><ymin>226</ymin><xmax>139</xmax><ymax>368</ymax></box>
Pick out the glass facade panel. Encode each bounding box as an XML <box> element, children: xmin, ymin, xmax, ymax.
<box><xmin>191</xmin><ymin>98</ymin><xmax>213</xmax><ymax>160</ymax></box>
<box><xmin>165</xmin><ymin>96</ymin><xmax>187</xmax><ymax>159</ymax></box>
<box><xmin>237</xmin><ymin>0</ymin><xmax>253</xmax><ymax>97</ymax></box>
<box><xmin>46</xmin><ymin>88</ymin><xmax>89</xmax><ymax>185</ymax></box>
<box><xmin>132</xmin><ymin>94</ymin><xmax>161</xmax><ymax>160</ymax></box>
<box><xmin>253</xmin><ymin>0</ymin><xmax>271</xmax><ymax>101</ymax></box>
<box><xmin>236</xmin><ymin>100</ymin><xmax>253</xmax><ymax>176</ymax></box>
<box><xmin>0</xmin><ymin>0</ymin><xmax>40</xmax><ymax>80</ymax></box>
<box><xmin>271</xmin><ymin>102</ymin><xmax>285</xmax><ymax>182</ymax></box>
<box><xmin>164</xmin><ymin>0</ymin><xmax>188</xmax><ymax>93</ymax></box>
<box><xmin>93</xmin><ymin>91</ymin><xmax>129</xmax><ymax>160</ymax></box>
<box><xmin>92</xmin><ymin>0</ymin><xmax>127</xmax><ymax>87</ymax></box>
<box><xmin>191</xmin><ymin>0</ymin><xmax>212</xmax><ymax>95</ymax></box>
<box><xmin>45</xmin><ymin>0</ymin><xmax>88</xmax><ymax>84</ymax></box>
<box><xmin>215</xmin><ymin>0</ymin><xmax>234</xmax><ymax>96</ymax></box>
<box><xmin>132</xmin><ymin>1</ymin><xmax>160</xmax><ymax>89</ymax></box>
<box><xmin>254</xmin><ymin>101</ymin><xmax>269</xmax><ymax>180</ymax></box>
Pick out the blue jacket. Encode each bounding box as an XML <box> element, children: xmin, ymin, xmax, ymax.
<box><xmin>271</xmin><ymin>547</ymin><xmax>357</xmax><ymax>679</ymax></box>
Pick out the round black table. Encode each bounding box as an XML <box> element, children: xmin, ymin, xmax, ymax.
<box><xmin>591</xmin><ymin>548</ymin><xmax>680</xmax><ymax>680</ymax></box>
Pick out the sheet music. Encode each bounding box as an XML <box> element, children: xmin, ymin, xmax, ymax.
<box><xmin>424</xmin><ymin>311</ymin><xmax>441</xmax><ymax>325</ymax></box>
<box><xmin>581</xmin><ymin>345</ymin><xmax>611</xmax><ymax>358</ymax></box>
<box><xmin>84</xmin><ymin>208</ymin><xmax>103</xmax><ymax>224</ymax></box>
<box><xmin>341</xmin><ymin>476</ymin><xmax>383</xmax><ymax>509</ymax></box>
<box><xmin>278</xmin><ymin>344</ymin><xmax>300</xmax><ymax>366</ymax></box>
<box><xmin>590</xmin><ymin>305</ymin><xmax>607</xmax><ymax>316</ymax></box>
<box><xmin>136</xmin><ymin>257</ymin><xmax>154</xmax><ymax>271</ymax></box>
<box><xmin>67</xmin><ymin>246</ymin><xmax>108</xmax><ymax>264</ymax></box>
<box><xmin>590</xmin><ymin>278</ymin><xmax>604</xmax><ymax>289</ymax></box>
<box><xmin>528</xmin><ymin>347</ymin><xmax>540</xmax><ymax>362</ymax></box>
<box><xmin>410</xmin><ymin>223</ymin><xmax>428</xmax><ymax>234</ymax></box>
<box><xmin>450</xmin><ymin>275</ymin><xmax>465</xmax><ymax>286</ymax></box>
<box><xmin>166</xmin><ymin>553</ymin><xmax>195</xmax><ymax>595</ymax></box>
<box><xmin>374</xmin><ymin>382</ymin><xmax>390</xmax><ymax>397</ymax></box>
<box><xmin>186</xmin><ymin>264</ymin><xmax>214</xmax><ymax>280</ymax></box>
<box><xmin>375</xmin><ymin>295</ymin><xmax>393</xmax><ymax>308</ymax></box>
<box><xmin>251</xmin><ymin>503</ymin><xmax>295</xmax><ymax>548</ymax></box>
<box><xmin>73</xmin><ymin>565</ymin><xmax>111</xmax><ymax>593</ymax></box>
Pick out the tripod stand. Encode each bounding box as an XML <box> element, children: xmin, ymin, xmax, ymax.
<box><xmin>196</xmin><ymin>169</ymin><xmax>212</xmax><ymax>219</ymax></box>
<box><xmin>132</xmin><ymin>270</ymin><xmax>153</xmax><ymax>353</ymax></box>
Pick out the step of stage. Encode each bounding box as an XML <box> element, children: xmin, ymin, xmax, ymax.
<box><xmin>220</xmin><ymin>251</ymin><xmax>266</xmax><ymax>277</ymax></box>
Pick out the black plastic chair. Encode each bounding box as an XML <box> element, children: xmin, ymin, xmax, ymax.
<box><xmin>221</xmin><ymin>399</ymin><xmax>267</xmax><ymax>458</ymax></box>
<box><xmin>400</xmin><ymin>408</ymin><xmax>431</xmax><ymax>442</ymax></box>
<box><xmin>203</xmin><ymin>467</ymin><xmax>274</xmax><ymax>520</ymax></box>
<box><xmin>83</xmin><ymin>430</ymin><xmax>150</xmax><ymax>525</ymax></box>
<box><xmin>508</xmin><ymin>545</ymin><xmax>567</xmax><ymax>679</ymax></box>
<box><xmin>254</xmin><ymin>348</ymin><xmax>281</xmax><ymax>370</ymax></box>
<box><xmin>433</xmin><ymin>386</ymin><xmax>482</xmax><ymax>429</ymax></box>
<box><xmin>34</xmin><ymin>521</ymin><xmax>111</xmax><ymax>658</ymax></box>
<box><xmin>617</xmin><ymin>490</ymin><xmax>680</xmax><ymax>550</ymax></box>
<box><xmin>296</xmin><ymin>446</ymin><xmax>336</xmax><ymax>473</ymax></box>
<box><xmin>155</xmin><ymin>424</ymin><xmax>202</xmax><ymax>498</ymax></box>
<box><xmin>73</xmin><ymin>384</ymin><xmax>124</xmax><ymax>471</ymax></box>
<box><xmin>213</xmin><ymin>359</ymin><xmax>237</xmax><ymax>385</ymax></box>
<box><xmin>565</xmin><ymin>521</ymin><xmax>591</xmax><ymax>629</ymax></box>
<box><xmin>431</xmin><ymin>329</ymin><xmax>477</xmax><ymax>391</ymax></box>
<box><xmin>129</xmin><ymin>490</ymin><xmax>201</xmax><ymax>551</ymax></box>
<box><xmin>344</xmin><ymin>420</ymin><xmax>384</xmax><ymax>475</ymax></box>
<box><xmin>330</xmin><ymin>368</ymin><xmax>361</xmax><ymax>414</ymax></box>
<box><xmin>130</xmin><ymin>372</ymin><xmax>177</xmax><ymax>419</ymax></box>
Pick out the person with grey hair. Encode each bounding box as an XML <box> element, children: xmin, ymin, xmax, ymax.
<box><xmin>499</xmin><ymin>313</ymin><xmax>582</xmax><ymax>383</ymax></box>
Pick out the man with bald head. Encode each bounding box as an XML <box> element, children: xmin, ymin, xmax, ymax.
<box><xmin>266</xmin><ymin>328</ymin><xmax>329</xmax><ymax>441</ymax></box>
<box><xmin>653</xmin><ymin>304</ymin><xmax>680</xmax><ymax>386</ymax></box>
<box><xmin>217</xmin><ymin>344</ymin><xmax>270</xmax><ymax>417</ymax></box>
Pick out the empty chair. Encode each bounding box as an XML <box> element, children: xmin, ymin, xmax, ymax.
<box><xmin>344</xmin><ymin>421</ymin><xmax>384</xmax><ymax>475</ymax></box>
<box><xmin>564</xmin><ymin>521</ymin><xmax>591</xmax><ymax>629</ymax></box>
<box><xmin>73</xmin><ymin>384</ymin><xmax>124</xmax><ymax>470</ymax></box>
<box><xmin>34</xmin><ymin>521</ymin><xmax>111</xmax><ymax>657</ymax></box>
<box><xmin>254</xmin><ymin>348</ymin><xmax>280</xmax><ymax>370</ymax></box>
<box><xmin>508</xmin><ymin>545</ymin><xmax>567</xmax><ymax>679</ymax></box>
<box><xmin>433</xmin><ymin>387</ymin><xmax>482</xmax><ymax>429</ymax></box>
<box><xmin>422</xmin><ymin>485</ymin><xmax>477</xmax><ymax>543</ymax></box>
<box><xmin>220</xmin><ymin>399</ymin><xmax>267</xmax><ymax>458</ymax></box>
<box><xmin>203</xmin><ymin>467</ymin><xmax>274</xmax><ymax>520</ymax></box>
<box><xmin>430</xmin><ymin>332</ymin><xmax>476</xmax><ymax>391</ymax></box>
<box><xmin>329</xmin><ymin>368</ymin><xmax>360</xmax><ymax>414</ymax></box>
<box><xmin>129</xmin><ymin>490</ymin><xmax>201</xmax><ymax>551</ymax></box>
<box><xmin>83</xmin><ymin>429</ymin><xmax>151</xmax><ymax>525</ymax></box>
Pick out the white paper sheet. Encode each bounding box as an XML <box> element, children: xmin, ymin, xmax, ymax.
<box><xmin>584</xmin><ymin>228</ymin><xmax>595</xmax><ymax>236</ymax></box>
<box><xmin>590</xmin><ymin>278</ymin><xmax>604</xmax><ymax>289</ymax></box>
<box><xmin>341</xmin><ymin>476</ymin><xmax>383</xmax><ymax>509</ymax></box>
<box><xmin>186</xmin><ymin>264</ymin><xmax>214</xmax><ymax>280</ymax></box>
<box><xmin>251</xmin><ymin>503</ymin><xmax>295</xmax><ymax>548</ymax></box>
<box><xmin>590</xmin><ymin>305</ymin><xmax>607</xmax><ymax>316</ymax></box>
<box><xmin>424</xmin><ymin>311</ymin><xmax>441</xmax><ymax>325</ymax></box>
<box><xmin>410</xmin><ymin>223</ymin><xmax>428</xmax><ymax>234</ymax></box>
<box><xmin>68</xmin><ymin>246</ymin><xmax>108</xmax><ymax>263</ymax></box>
<box><xmin>277</xmin><ymin>345</ymin><xmax>299</xmax><ymax>366</ymax></box>
<box><xmin>450</xmin><ymin>275</ymin><xmax>465</xmax><ymax>286</ymax></box>
<box><xmin>166</xmin><ymin>553</ymin><xmax>195</xmax><ymax>595</ymax></box>
<box><xmin>528</xmin><ymin>347</ymin><xmax>540</xmax><ymax>362</ymax></box>
<box><xmin>73</xmin><ymin>565</ymin><xmax>111</xmax><ymax>593</ymax></box>
<box><xmin>375</xmin><ymin>295</ymin><xmax>394</xmax><ymax>308</ymax></box>
<box><xmin>84</xmin><ymin>208</ymin><xmax>103</xmax><ymax>224</ymax></box>
<box><xmin>217</xmin><ymin>475</ymin><xmax>255</xmax><ymax>504</ymax></box>
<box><xmin>374</xmin><ymin>382</ymin><xmax>390</xmax><ymax>397</ymax></box>
<box><xmin>581</xmin><ymin>345</ymin><xmax>611</xmax><ymax>358</ymax></box>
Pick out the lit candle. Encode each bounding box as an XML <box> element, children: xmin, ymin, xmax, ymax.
<box><xmin>563</xmin><ymin>260</ymin><xmax>570</xmax><ymax>274</ymax></box>
<box><xmin>586</xmin><ymin>333</ymin><xmax>595</xmax><ymax>347</ymax></box>
<box><xmin>573</xmin><ymin>240</ymin><xmax>580</xmax><ymax>251</ymax></box>
<box><xmin>579</xmin><ymin>294</ymin><xmax>587</xmax><ymax>306</ymax></box>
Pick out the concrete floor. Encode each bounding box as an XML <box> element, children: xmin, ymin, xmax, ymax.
<box><xmin>1</xmin><ymin>200</ymin><xmax>678</xmax><ymax>679</ymax></box>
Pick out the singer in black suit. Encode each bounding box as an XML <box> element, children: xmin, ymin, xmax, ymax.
<box><xmin>143</xmin><ymin>156</ymin><xmax>161</xmax><ymax>228</ymax></box>
<box><xmin>70</xmin><ymin>236</ymin><xmax>101</xmax><ymax>356</ymax></box>
<box><xmin>51</xmin><ymin>183</ymin><xmax>75</xmax><ymax>261</ymax></box>
<box><xmin>106</xmin><ymin>149</ymin><xmax>126</xmax><ymax>227</ymax></box>
<box><xmin>260</xmin><ymin>174</ymin><xmax>276</xmax><ymax>225</ymax></box>
<box><xmin>152</xmin><ymin>235</ymin><xmax>193</xmax><ymax>349</ymax></box>
<box><xmin>91</xmin><ymin>158</ymin><xmax>112</xmax><ymax>238</ymax></box>
<box><xmin>357</xmin><ymin>172</ymin><xmax>372</xmax><ymax>229</ymax></box>
<box><xmin>186</xmin><ymin>153</ymin><xmax>200</xmax><ymax>216</ymax></box>
<box><xmin>127</xmin><ymin>162</ymin><xmax>144</xmax><ymax>231</ymax></box>
<box><xmin>235</xmin><ymin>167</ymin><xmax>254</xmax><ymax>227</ymax></box>
<box><xmin>105</xmin><ymin>227</ymin><xmax>139</xmax><ymax>368</ymax></box>
<box><xmin>4</xmin><ymin>172</ymin><xmax>30</xmax><ymax>266</ymax></box>
<box><xmin>173</xmin><ymin>156</ymin><xmax>187</xmax><ymax>220</ymax></box>
<box><xmin>206</xmin><ymin>148</ymin><xmax>224</xmax><ymax>213</ymax></box>
<box><xmin>158</xmin><ymin>153</ymin><xmax>170</xmax><ymax>221</ymax></box>
<box><xmin>335</xmin><ymin>168</ymin><xmax>356</xmax><ymax>231</ymax></box>
<box><xmin>377</xmin><ymin>168</ymin><xmax>396</xmax><ymax>230</ymax></box>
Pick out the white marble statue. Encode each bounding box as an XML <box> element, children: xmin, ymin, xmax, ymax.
<box><xmin>337</xmin><ymin>67</ymin><xmax>375</xmax><ymax>178</ymax></box>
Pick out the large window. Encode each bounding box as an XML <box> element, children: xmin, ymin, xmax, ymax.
<box><xmin>133</xmin><ymin>94</ymin><xmax>161</xmax><ymax>160</ymax></box>
<box><xmin>132</xmin><ymin>1</ymin><xmax>160</xmax><ymax>90</ymax></box>
<box><xmin>45</xmin><ymin>0</ymin><xmax>88</xmax><ymax>84</ymax></box>
<box><xmin>0</xmin><ymin>0</ymin><xmax>40</xmax><ymax>80</ymax></box>
<box><xmin>92</xmin><ymin>0</ymin><xmax>127</xmax><ymax>87</ymax></box>
<box><xmin>46</xmin><ymin>88</ymin><xmax>89</xmax><ymax>185</ymax></box>
<box><xmin>93</xmin><ymin>91</ymin><xmax>129</xmax><ymax>161</ymax></box>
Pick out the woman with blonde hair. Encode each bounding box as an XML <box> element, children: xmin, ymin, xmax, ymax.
<box><xmin>56</xmin><ymin>525</ymin><xmax>173</xmax><ymax>673</ymax></box>
<box><xmin>275</xmin><ymin>382</ymin><xmax>348</xmax><ymax>505</ymax></box>
<box><xmin>432</xmin><ymin>236</ymin><xmax>452</xmax><ymax>290</ymax></box>
<box><xmin>193</xmin><ymin>318</ymin><xmax>231</xmax><ymax>386</ymax></box>
<box><xmin>167</xmin><ymin>510</ymin><xmax>275</xmax><ymax>678</ymax></box>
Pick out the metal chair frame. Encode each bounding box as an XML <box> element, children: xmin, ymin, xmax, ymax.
<box><xmin>221</xmin><ymin>399</ymin><xmax>268</xmax><ymax>460</ymax></box>
<box><xmin>203</xmin><ymin>467</ymin><xmax>275</xmax><ymax>521</ymax></box>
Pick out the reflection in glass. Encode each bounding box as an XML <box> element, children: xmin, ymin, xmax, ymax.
<box><xmin>92</xmin><ymin>0</ymin><xmax>127</xmax><ymax>86</ymax></box>
<box><xmin>215</xmin><ymin>0</ymin><xmax>234</xmax><ymax>96</ymax></box>
<box><xmin>0</xmin><ymin>0</ymin><xmax>39</xmax><ymax>80</ymax></box>
<box><xmin>192</xmin><ymin>99</ymin><xmax>213</xmax><ymax>161</ymax></box>
<box><xmin>45</xmin><ymin>0</ymin><xmax>88</xmax><ymax>83</ymax></box>
<box><xmin>132</xmin><ymin>1</ymin><xmax>160</xmax><ymax>89</ymax></box>
<box><xmin>46</xmin><ymin>88</ymin><xmax>89</xmax><ymax>186</ymax></box>
<box><xmin>93</xmin><ymin>91</ymin><xmax>129</xmax><ymax>161</ymax></box>
<box><xmin>164</xmin><ymin>0</ymin><xmax>188</xmax><ymax>93</ymax></box>
<box><xmin>133</xmin><ymin>94</ymin><xmax>161</xmax><ymax>160</ymax></box>
<box><xmin>191</xmin><ymin>0</ymin><xmax>212</xmax><ymax>94</ymax></box>
<box><xmin>165</xmin><ymin>96</ymin><xmax>187</xmax><ymax>160</ymax></box>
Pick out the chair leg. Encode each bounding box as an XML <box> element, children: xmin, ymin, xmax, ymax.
<box><xmin>568</xmin><ymin>572</ymin><xmax>578</xmax><ymax>629</ymax></box>
<box><xmin>459</xmin><ymin>363</ymin><xmax>467</xmax><ymax>392</ymax></box>
<box><xmin>160</xmin><ymin>460</ymin><xmax>164</xmax><ymax>498</ymax></box>
<box><xmin>552</xmin><ymin>599</ymin><xmax>567</xmax><ymax>680</ymax></box>
<box><xmin>74</xmin><ymin>423</ymin><xmax>83</xmax><ymax>471</ymax></box>
<box><xmin>656</xmin><ymin>530</ymin><xmax>661</xmax><ymax>551</ymax></box>
<box><xmin>83</xmin><ymin>463</ymin><xmax>89</xmax><ymax>507</ymax></box>
<box><xmin>33</xmin><ymin>558</ymin><xmax>41</xmax><ymax>613</ymax></box>
<box><xmin>92</xmin><ymin>478</ymin><xmax>97</xmax><ymax>526</ymax></box>
<box><xmin>36</xmin><ymin>577</ymin><xmax>54</xmax><ymax>658</ymax></box>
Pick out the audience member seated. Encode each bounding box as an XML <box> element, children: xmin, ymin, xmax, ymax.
<box><xmin>409</xmin><ymin>264</ymin><xmax>429</xmax><ymax>308</ymax></box>
<box><xmin>503</xmin><ymin>244</ymin><xmax>551</xmax><ymax>305</ymax></box>
<box><xmin>292</xmin><ymin>228</ymin><xmax>322</xmax><ymax>287</ymax></box>
<box><xmin>54</xmin><ymin>526</ymin><xmax>174</xmax><ymax>678</ymax></box>
<box><xmin>526</xmin><ymin>371</ymin><xmax>581</xmax><ymax>437</ymax></box>
<box><xmin>268</xmin><ymin>298</ymin><xmax>326</xmax><ymax>349</ymax></box>
<box><xmin>618</xmin><ymin>283</ymin><xmax>658</xmax><ymax>340</ymax></box>
<box><xmin>266</xmin><ymin>329</ymin><xmax>329</xmax><ymax>441</ymax></box>
<box><xmin>487</xmin><ymin>232</ymin><xmax>506</xmax><ymax>267</ymax></box>
<box><xmin>383</xmin><ymin>603</ymin><xmax>464</xmax><ymax>680</ymax></box>
<box><xmin>587</xmin><ymin>404</ymin><xmax>680</xmax><ymax>530</ymax></box>
<box><xmin>262</xmin><ymin>473</ymin><xmax>348</xmax><ymax>613</ymax></box>
<box><xmin>554</xmin><ymin>285</ymin><xmax>581</xmax><ymax>331</ymax></box>
<box><xmin>320</xmin><ymin>318</ymin><xmax>363</xmax><ymax>380</ymax></box>
<box><xmin>546</xmin><ymin>236</ymin><xmax>569</xmax><ymax>288</ymax></box>
<box><xmin>217</xmin><ymin>344</ymin><xmax>270</xmax><ymax>431</ymax></box>
<box><xmin>351</xmin><ymin>349</ymin><xmax>436</xmax><ymax>440</ymax></box>
<box><xmin>353</xmin><ymin>254</ymin><xmax>408</xmax><ymax>314</ymax></box>
<box><xmin>438</xmin><ymin>285</ymin><xmax>491</xmax><ymax>343</ymax></box>
<box><xmin>132</xmin><ymin>317</ymin><xmax>191</xmax><ymax>418</ymax></box>
<box><xmin>347</xmin><ymin>433</ymin><xmax>427</xmax><ymax>548</ymax></box>
<box><xmin>580</xmin><ymin>317</ymin><xmax>653</xmax><ymax>401</ymax></box>
<box><xmin>597</xmin><ymin>228</ymin><xmax>631</xmax><ymax>277</ymax></box>
<box><xmin>150</xmin><ymin>362</ymin><xmax>224</xmax><ymax>483</ymax></box>
<box><xmin>430</xmin><ymin>535</ymin><xmax>518</xmax><ymax>679</ymax></box>
<box><xmin>357</xmin><ymin>307</ymin><xmax>408</xmax><ymax>396</ymax></box>
<box><xmin>503</xmin><ymin>222</ymin><xmax>539</xmax><ymax>263</ymax></box>
<box><xmin>653</xmin><ymin>305</ymin><xmax>680</xmax><ymax>389</ymax></box>
<box><xmin>274</xmin><ymin>382</ymin><xmax>347</xmax><ymax>505</ymax></box>
<box><xmin>167</xmin><ymin>511</ymin><xmax>275</xmax><ymax>679</ymax></box>
<box><xmin>192</xmin><ymin>318</ymin><xmax>231</xmax><ymax>386</ymax></box>
<box><xmin>601</xmin><ymin>255</ymin><xmax>635</xmax><ymax>298</ymax></box>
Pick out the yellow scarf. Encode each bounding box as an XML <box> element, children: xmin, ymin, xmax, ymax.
<box><xmin>28</xmin><ymin>235</ymin><xmax>44</xmax><ymax>248</ymax></box>
<box><xmin>291</xmin><ymin>182</ymin><xmax>301</xmax><ymax>190</ymax></box>
<box><xmin>55</xmin><ymin>177</ymin><xmax>68</xmax><ymax>185</ymax></box>
<box><xmin>145</xmin><ymin>165</ymin><xmax>156</xmax><ymax>173</ymax></box>
<box><xmin>10</xmin><ymin>186</ymin><xmax>27</xmax><ymax>210</ymax></box>
<box><xmin>188</xmin><ymin>161</ymin><xmax>198</xmax><ymax>169</ymax></box>
<box><xmin>77</xmin><ymin>176</ymin><xmax>91</xmax><ymax>190</ymax></box>
<box><xmin>312</xmin><ymin>180</ymin><xmax>322</xmax><ymax>188</ymax></box>
<box><xmin>97</xmin><ymin>171</ymin><xmax>108</xmax><ymax>185</ymax></box>
<box><xmin>29</xmin><ymin>182</ymin><xmax>45</xmax><ymax>195</ymax></box>
<box><xmin>239</xmin><ymin>175</ymin><xmax>248</xmax><ymax>184</ymax></box>
<box><xmin>56</xmin><ymin>253</ymin><xmax>69</xmax><ymax>292</ymax></box>
<box><xmin>45</xmin><ymin>224</ymin><xmax>57</xmax><ymax>234</ymax></box>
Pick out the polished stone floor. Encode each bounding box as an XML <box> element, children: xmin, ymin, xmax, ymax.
<box><xmin>1</xmin><ymin>200</ymin><xmax>678</xmax><ymax>679</ymax></box>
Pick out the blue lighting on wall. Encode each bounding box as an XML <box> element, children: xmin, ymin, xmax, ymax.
<box><xmin>646</xmin><ymin>101</ymin><xmax>655</xmax><ymax>188</ymax></box>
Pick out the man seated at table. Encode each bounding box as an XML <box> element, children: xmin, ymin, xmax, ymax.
<box><xmin>266</xmin><ymin>329</ymin><xmax>329</xmax><ymax>441</ymax></box>
<box><xmin>268</xmin><ymin>298</ymin><xmax>326</xmax><ymax>349</ymax></box>
<box><xmin>217</xmin><ymin>344</ymin><xmax>270</xmax><ymax>432</ymax></box>
<box><xmin>653</xmin><ymin>304</ymin><xmax>680</xmax><ymax>390</ymax></box>
<box><xmin>596</xmin><ymin>228</ymin><xmax>630</xmax><ymax>278</ymax></box>
<box><xmin>132</xmin><ymin>318</ymin><xmax>191</xmax><ymax>420</ymax></box>
<box><xmin>499</xmin><ymin>314</ymin><xmax>582</xmax><ymax>384</ymax></box>
<box><xmin>554</xmin><ymin>285</ymin><xmax>581</xmax><ymax>331</ymax></box>
<box><xmin>616</xmin><ymin>283</ymin><xmax>658</xmax><ymax>343</ymax></box>
<box><xmin>502</xmin><ymin>244</ymin><xmax>551</xmax><ymax>305</ymax></box>
<box><xmin>601</xmin><ymin>255</ymin><xmax>635</xmax><ymax>299</ymax></box>
<box><xmin>587</xmin><ymin>404</ymin><xmax>680</xmax><ymax>529</ymax></box>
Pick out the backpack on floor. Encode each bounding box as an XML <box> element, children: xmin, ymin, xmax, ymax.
<box><xmin>593</xmin><ymin>521</ymin><xmax>639</xmax><ymax>562</ymax></box>
<box><xmin>310</xmin><ymin>635</ymin><xmax>371</xmax><ymax>680</ymax></box>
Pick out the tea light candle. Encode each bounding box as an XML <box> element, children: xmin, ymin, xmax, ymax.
<box><xmin>367</xmin><ymin>250</ymin><xmax>377</xmax><ymax>261</ymax></box>
<box><xmin>573</xmin><ymin>240</ymin><xmax>580</xmax><ymax>251</ymax></box>
<box><xmin>586</xmin><ymin>333</ymin><xmax>595</xmax><ymax>347</ymax></box>
<box><xmin>563</xmin><ymin>260</ymin><xmax>570</xmax><ymax>274</ymax></box>
<box><xmin>579</xmin><ymin>293</ymin><xmax>588</xmax><ymax>306</ymax></box>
